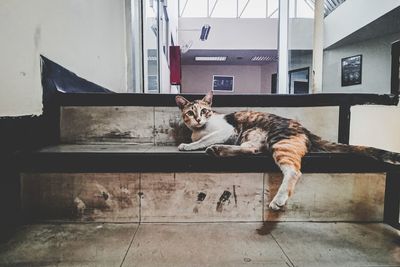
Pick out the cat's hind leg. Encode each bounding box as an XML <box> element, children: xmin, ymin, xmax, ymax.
<box><xmin>268</xmin><ymin>164</ymin><xmax>301</xmax><ymax>210</ymax></box>
<box><xmin>269</xmin><ymin>135</ymin><xmax>307</xmax><ymax>210</ymax></box>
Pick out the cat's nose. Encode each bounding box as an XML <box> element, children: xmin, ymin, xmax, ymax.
<box><xmin>196</xmin><ymin>118</ymin><xmax>201</xmax><ymax>123</ymax></box>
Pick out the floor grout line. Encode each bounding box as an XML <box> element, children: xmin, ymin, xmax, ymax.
<box><xmin>139</xmin><ymin>173</ymin><xmax>142</xmax><ymax>223</ymax></box>
<box><xmin>270</xmin><ymin>232</ymin><xmax>296</xmax><ymax>267</ymax></box>
<box><xmin>119</xmin><ymin>223</ymin><xmax>141</xmax><ymax>267</ymax></box>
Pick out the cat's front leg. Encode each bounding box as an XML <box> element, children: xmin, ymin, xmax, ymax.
<box><xmin>178</xmin><ymin>143</ymin><xmax>191</xmax><ymax>151</ymax></box>
<box><xmin>178</xmin><ymin>130</ymin><xmax>233</xmax><ymax>151</ymax></box>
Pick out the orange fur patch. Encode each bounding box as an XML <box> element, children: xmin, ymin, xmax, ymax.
<box><xmin>271</xmin><ymin>134</ymin><xmax>308</xmax><ymax>171</ymax></box>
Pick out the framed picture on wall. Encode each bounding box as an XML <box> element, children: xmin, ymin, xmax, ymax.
<box><xmin>341</xmin><ymin>55</ymin><xmax>362</xmax><ymax>86</ymax></box>
<box><xmin>212</xmin><ymin>75</ymin><xmax>234</xmax><ymax>92</ymax></box>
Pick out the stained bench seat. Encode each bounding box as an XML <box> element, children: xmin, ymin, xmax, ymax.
<box><xmin>16</xmin><ymin>144</ymin><xmax>400</xmax><ymax>173</ymax></box>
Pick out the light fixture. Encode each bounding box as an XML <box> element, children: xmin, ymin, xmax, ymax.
<box><xmin>251</xmin><ymin>56</ymin><xmax>278</xmax><ymax>62</ymax></box>
<box><xmin>195</xmin><ymin>56</ymin><xmax>227</xmax><ymax>62</ymax></box>
<box><xmin>200</xmin><ymin>24</ymin><xmax>211</xmax><ymax>41</ymax></box>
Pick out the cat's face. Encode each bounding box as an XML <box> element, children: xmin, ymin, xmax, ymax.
<box><xmin>175</xmin><ymin>92</ymin><xmax>213</xmax><ymax>130</ymax></box>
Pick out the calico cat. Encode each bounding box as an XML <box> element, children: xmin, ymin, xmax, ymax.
<box><xmin>175</xmin><ymin>91</ymin><xmax>400</xmax><ymax>210</ymax></box>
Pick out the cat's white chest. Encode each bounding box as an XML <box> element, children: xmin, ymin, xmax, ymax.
<box><xmin>191</xmin><ymin>114</ymin><xmax>234</xmax><ymax>142</ymax></box>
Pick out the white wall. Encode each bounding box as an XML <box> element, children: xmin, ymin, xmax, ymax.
<box><xmin>350</xmin><ymin>105</ymin><xmax>400</xmax><ymax>153</ymax></box>
<box><xmin>181</xmin><ymin>64</ymin><xmax>277</xmax><ymax>94</ymax></box>
<box><xmin>0</xmin><ymin>0</ymin><xmax>128</xmax><ymax>116</ymax></box>
<box><xmin>179</xmin><ymin>18</ymin><xmax>313</xmax><ymax>50</ymax></box>
<box><xmin>261</xmin><ymin>63</ymin><xmax>278</xmax><ymax>94</ymax></box>
<box><xmin>322</xmin><ymin>33</ymin><xmax>399</xmax><ymax>94</ymax></box>
<box><xmin>324</xmin><ymin>0</ymin><xmax>400</xmax><ymax>48</ymax></box>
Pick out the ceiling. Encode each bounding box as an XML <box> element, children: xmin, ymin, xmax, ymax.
<box><xmin>327</xmin><ymin>6</ymin><xmax>400</xmax><ymax>49</ymax></box>
<box><xmin>181</xmin><ymin>49</ymin><xmax>312</xmax><ymax>65</ymax></box>
<box><xmin>181</xmin><ymin>49</ymin><xmax>278</xmax><ymax>65</ymax></box>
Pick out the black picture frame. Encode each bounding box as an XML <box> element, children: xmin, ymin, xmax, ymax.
<box><xmin>341</xmin><ymin>55</ymin><xmax>362</xmax><ymax>87</ymax></box>
<box><xmin>212</xmin><ymin>75</ymin><xmax>234</xmax><ymax>92</ymax></box>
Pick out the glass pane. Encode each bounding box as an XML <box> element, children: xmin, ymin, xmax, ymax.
<box><xmin>240</xmin><ymin>0</ymin><xmax>267</xmax><ymax>18</ymax></box>
<box><xmin>238</xmin><ymin>0</ymin><xmax>249</xmax><ymax>14</ymax></box>
<box><xmin>297</xmin><ymin>0</ymin><xmax>314</xmax><ymax>18</ymax></box>
<box><xmin>267</xmin><ymin>0</ymin><xmax>279</xmax><ymax>18</ymax></box>
<box><xmin>181</xmin><ymin>0</ymin><xmax>207</xmax><ymax>17</ymax></box>
<box><xmin>209</xmin><ymin>0</ymin><xmax>218</xmax><ymax>15</ymax></box>
<box><xmin>211</xmin><ymin>0</ymin><xmax>237</xmax><ymax>18</ymax></box>
<box><xmin>179</xmin><ymin>0</ymin><xmax>188</xmax><ymax>16</ymax></box>
<box><xmin>143</xmin><ymin>0</ymin><xmax>159</xmax><ymax>93</ymax></box>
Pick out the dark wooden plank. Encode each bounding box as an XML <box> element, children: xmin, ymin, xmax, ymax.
<box><xmin>384</xmin><ymin>172</ymin><xmax>400</xmax><ymax>229</ymax></box>
<box><xmin>56</xmin><ymin>92</ymin><xmax>399</xmax><ymax>107</ymax></box>
<box><xmin>16</xmin><ymin>148</ymin><xmax>400</xmax><ymax>173</ymax></box>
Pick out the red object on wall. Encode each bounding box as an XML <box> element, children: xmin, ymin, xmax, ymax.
<box><xmin>170</xmin><ymin>46</ymin><xmax>181</xmax><ymax>85</ymax></box>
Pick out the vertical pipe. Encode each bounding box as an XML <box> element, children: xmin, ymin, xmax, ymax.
<box><xmin>312</xmin><ymin>0</ymin><xmax>324</xmax><ymax>93</ymax></box>
<box><xmin>278</xmin><ymin>0</ymin><xmax>289</xmax><ymax>94</ymax></box>
<box><xmin>131</xmin><ymin>0</ymin><xmax>144</xmax><ymax>93</ymax></box>
<box><xmin>157</xmin><ymin>0</ymin><xmax>161</xmax><ymax>93</ymax></box>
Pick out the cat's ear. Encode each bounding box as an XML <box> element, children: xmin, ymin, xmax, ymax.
<box><xmin>202</xmin><ymin>91</ymin><xmax>213</xmax><ymax>106</ymax></box>
<box><xmin>175</xmin><ymin>95</ymin><xmax>190</xmax><ymax>110</ymax></box>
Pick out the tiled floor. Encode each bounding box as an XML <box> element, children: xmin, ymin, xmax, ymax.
<box><xmin>0</xmin><ymin>222</ymin><xmax>399</xmax><ymax>267</ymax></box>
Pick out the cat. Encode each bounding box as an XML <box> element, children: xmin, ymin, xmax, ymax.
<box><xmin>175</xmin><ymin>91</ymin><xmax>400</xmax><ymax>210</ymax></box>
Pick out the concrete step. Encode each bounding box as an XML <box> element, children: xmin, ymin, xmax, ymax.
<box><xmin>20</xmin><ymin>171</ymin><xmax>386</xmax><ymax>223</ymax></box>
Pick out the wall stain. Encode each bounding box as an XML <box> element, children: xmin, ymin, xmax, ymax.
<box><xmin>104</xmin><ymin>130</ymin><xmax>133</xmax><ymax>139</ymax></box>
<box><xmin>216</xmin><ymin>191</ymin><xmax>231</xmax><ymax>212</ymax></box>
<box><xmin>34</xmin><ymin>26</ymin><xmax>41</xmax><ymax>50</ymax></box>
<box><xmin>197</xmin><ymin>192</ymin><xmax>207</xmax><ymax>202</ymax></box>
<box><xmin>102</xmin><ymin>191</ymin><xmax>109</xmax><ymax>201</ymax></box>
<box><xmin>193</xmin><ymin>207</ymin><xmax>199</xmax><ymax>214</ymax></box>
<box><xmin>74</xmin><ymin>197</ymin><xmax>86</xmax><ymax>217</ymax></box>
<box><xmin>233</xmin><ymin>185</ymin><xmax>238</xmax><ymax>207</ymax></box>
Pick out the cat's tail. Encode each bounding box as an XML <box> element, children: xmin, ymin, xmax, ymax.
<box><xmin>308</xmin><ymin>134</ymin><xmax>400</xmax><ymax>165</ymax></box>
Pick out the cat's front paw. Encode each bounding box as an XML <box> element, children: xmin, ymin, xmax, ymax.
<box><xmin>206</xmin><ymin>145</ymin><xmax>220</xmax><ymax>156</ymax></box>
<box><xmin>178</xmin><ymin>143</ymin><xmax>191</xmax><ymax>151</ymax></box>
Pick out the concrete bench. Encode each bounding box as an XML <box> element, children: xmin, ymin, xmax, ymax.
<box><xmin>14</xmin><ymin>56</ymin><xmax>400</xmax><ymax>227</ymax></box>
<box><xmin>16</xmin><ymin>91</ymin><xmax>400</xmax><ymax>228</ymax></box>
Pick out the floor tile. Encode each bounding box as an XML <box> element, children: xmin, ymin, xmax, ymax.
<box><xmin>122</xmin><ymin>223</ymin><xmax>289</xmax><ymax>267</ymax></box>
<box><xmin>0</xmin><ymin>223</ymin><xmax>138</xmax><ymax>267</ymax></box>
<box><xmin>270</xmin><ymin>222</ymin><xmax>400</xmax><ymax>267</ymax></box>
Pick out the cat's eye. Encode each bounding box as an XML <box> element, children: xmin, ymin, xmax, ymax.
<box><xmin>201</xmin><ymin>109</ymin><xmax>207</xmax><ymax>115</ymax></box>
<box><xmin>186</xmin><ymin>111</ymin><xmax>194</xmax><ymax>116</ymax></box>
